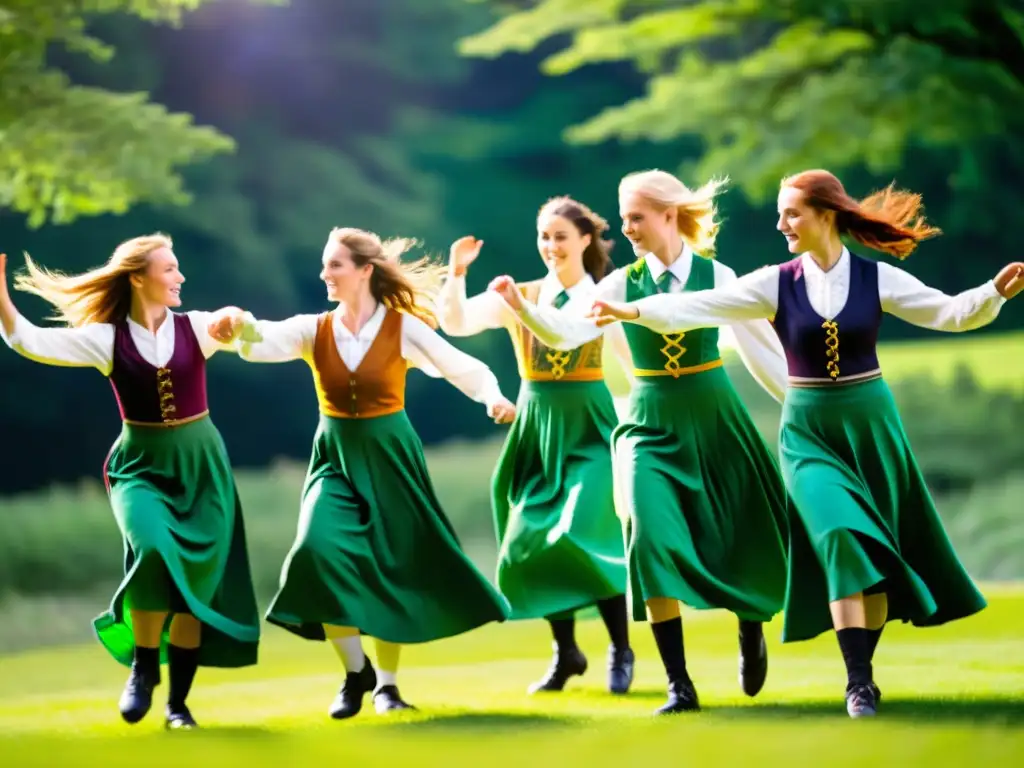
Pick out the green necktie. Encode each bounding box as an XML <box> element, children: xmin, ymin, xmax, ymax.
<box><xmin>656</xmin><ymin>271</ymin><xmax>675</xmax><ymax>293</ymax></box>
<box><xmin>552</xmin><ymin>290</ymin><xmax>570</xmax><ymax>309</ymax></box>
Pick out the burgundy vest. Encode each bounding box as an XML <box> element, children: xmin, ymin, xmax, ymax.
<box><xmin>108</xmin><ymin>313</ymin><xmax>209</xmax><ymax>424</ymax></box>
<box><xmin>773</xmin><ymin>253</ymin><xmax>882</xmax><ymax>381</ymax></box>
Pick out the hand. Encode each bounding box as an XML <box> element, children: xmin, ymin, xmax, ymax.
<box><xmin>208</xmin><ymin>311</ymin><xmax>243</xmax><ymax>343</ymax></box>
<box><xmin>449</xmin><ymin>236</ymin><xmax>483</xmax><ymax>277</ymax></box>
<box><xmin>994</xmin><ymin>262</ymin><xmax>1024</xmax><ymax>300</ymax></box>
<box><xmin>586</xmin><ymin>299</ymin><xmax>639</xmax><ymax>327</ymax></box>
<box><xmin>488</xmin><ymin>397</ymin><xmax>516</xmax><ymax>424</ymax></box>
<box><xmin>487</xmin><ymin>275</ymin><xmax>523</xmax><ymax>311</ymax></box>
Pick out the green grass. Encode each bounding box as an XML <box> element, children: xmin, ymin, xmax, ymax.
<box><xmin>1</xmin><ymin>587</ymin><xmax>1022</xmax><ymax>766</ymax></box>
<box><xmin>877</xmin><ymin>330</ymin><xmax>1024</xmax><ymax>391</ymax></box>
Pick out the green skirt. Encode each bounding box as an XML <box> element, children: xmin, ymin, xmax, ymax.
<box><xmin>778</xmin><ymin>378</ymin><xmax>987</xmax><ymax>642</ymax></box>
<box><xmin>490</xmin><ymin>380</ymin><xmax>627</xmax><ymax>620</ymax></box>
<box><xmin>612</xmin><ymin>366</ymin><xmax>790</xmax><ymax>622</ymax></box>
<box><xmin>266</xmin><ymin>411</ymin><xmax>511</xmax><ymax>643</ymax></box>
<box><xmin>94</xmin><ymin>417</ymin><xmax>261</xmax><ymax>668</ymax></box>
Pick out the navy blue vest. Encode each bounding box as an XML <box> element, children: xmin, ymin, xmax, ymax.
<box><xmin>773</xmin><ymin>253</ymin><xmax>882</xmax><ymax>381</ymax></box>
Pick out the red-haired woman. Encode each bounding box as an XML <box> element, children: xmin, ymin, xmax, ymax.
<box><xmin>588</xmin><ymin>169</ymin><xmax>1024</xmax><ymax>718</ymax></box>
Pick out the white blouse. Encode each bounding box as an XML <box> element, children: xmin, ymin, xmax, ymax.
<box><xmin>236</xmin><ymin>304</ymin><xmax>507</xmax><ymax>409</ymax></box>
<box><xmin>511</xmin><ymin>247</ymin><xmax>791</xmax><ymax>404</ymax></box>
<box><xmin>630</xmin><ymin>248</ymin><xmax>1007</xmax><ymax>336</ymax></box>
<box><xmin>0</xmin><ymin>308</ymin><xmax>242</xmax><ymax>375</ymax></box>
<box><xmin>437</xmin><ymin>270</ymin><xmax>635</xmax><ymax>397</ymax></box>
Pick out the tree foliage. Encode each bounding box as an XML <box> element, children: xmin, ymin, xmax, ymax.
<box><xmin>0</xmin><ymin>0</ymin><xmax>281</xmax><ymax>227</ymax></box>
<box><xmin>460</xmin><ymin>0</ymin><xmax>1024</xmax><ymax>202</ymax></box>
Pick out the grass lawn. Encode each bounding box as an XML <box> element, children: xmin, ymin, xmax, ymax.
<box><xmin>0</xmin><ymin>586</ymin><xmax>1021</xmax><ymax>766</ymax></box>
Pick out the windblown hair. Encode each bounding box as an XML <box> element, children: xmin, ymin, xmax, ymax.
<box><xmin>782</xmin><ymin>169</ymin><xmax>941</xmax><ymax>258</ymax></box>
<box><xmin>619</xmin><ymin>169</ymin><xmax>728</xmax><ymax>255</ymax></box>
<box><xmin>329</xmin><ymin>227</ymin><xmax>447</xmax><ymax>327</ymax></box>
<box><xmin>15</xmin><ymin>234</ymin><xmax>173</xmax><ymax>327</ymax></box>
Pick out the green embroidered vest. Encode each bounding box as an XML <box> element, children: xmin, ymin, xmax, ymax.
<box><xmin>622</xmin><ymin>255</ymin><xmax>721</xmax><ymax>377</ymax></box>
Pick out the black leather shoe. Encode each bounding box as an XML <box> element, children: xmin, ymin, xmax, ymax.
<box><xmin>608</xmin><ymin>645</ymin><xmax>635</xmax><ymax>694</ymax></box>
<box><xmin>373</xmin><ymin>684</ymin><xmax>417</xmax><ymax>714</ymax></box>
<box><xmin>528</xmin><ymin>645</ymin><xmax>587</xmax><ymax>693</ymax></box>
<box><xmin>119</xmin><ymin>664</ymin><xmax>159</xmax><ymax>724</ymax></box>
<box><xmin>165</xmin><ymin>706</ymin><xmax>198</xmax><ymax>730</ymax></box>
<box><xmin>654</xmin><ymin>678</ymin><xmax>700</xmax><ymax>714</ymax></box>
<box><xmin>846</xmin><ymin>683</ymin><xmax>878</xmax><ymax>718</ymax></box>
<box><xmin>329</xmin><ymin>660</ymin><xmax>377</xmax><ymax>719</ymax></box>
<box><xmin>738</xmin><ymin>623</ymin><xmax>768</xmax><ymax>697</ymax></box>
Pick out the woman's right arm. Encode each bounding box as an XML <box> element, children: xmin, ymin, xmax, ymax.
<box><xmin>231</xmin><ymin>313</ymin><xmax>319</xmax><ymax>363</ymax></box>
<box><xmin>495</xmin><ymin>269</ymin><xmax>628</xmax><ymax>351</ymax></box>
<box><xmin>0</xmin><ymin>253</ymin><xmax>113</xmax><ymax>373</ymax></box>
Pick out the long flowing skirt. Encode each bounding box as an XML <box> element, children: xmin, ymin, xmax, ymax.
<box><xmin>490</xmin><ymin>380</ymin><xmax>626</xmax><ymax>620</ymax></box>
<box><xmin>778</xmin><ymin>378</ymin><xmax>987</xmax><ymax>642</ymax></box>
<box><xmin>94</xmin><ymin>417</ymin><xmax>261</xmax><ymax>668</ymax></box>
<box><xmin>266</xmin><ymin>411</ymin><xmax>510</xmax><ymax>643</ymax></box>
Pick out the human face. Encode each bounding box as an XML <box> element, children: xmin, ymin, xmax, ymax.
<box><xmin>134</xmin><ymin>247</ymin><xmax>184</xmax><ymax>308</ymax></box>
<box><xmin>619</xmin><ymin>191</ymin><xmax>674</xmax><ymax>257</ymax></box>
<box><xmin>537</xmin><ymin>213</ymin><xmax>590</xmax><ymax>278</ymax></box>
<box><xmin>776</xmin><ymin>186</ymin><xmax>833</xmax><ymax>255</ymax></box>
<box><xmin>320</xmin><ymin>240</ymin><xmax>371</xmax><ymax>303</ymax></box>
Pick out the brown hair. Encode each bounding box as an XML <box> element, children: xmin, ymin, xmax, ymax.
<box><xmin>14</xmin><ymin>234</ymin><xmax>173</xmax><ymax>327</ymax></box>
<box><xmin>782</xmin><ymin>170</ymin><xmax>941</xmax><ymax>258</ymax></box>
<box><xmin>619</xmin><ymin>169</ymin><xmax>727</xmax><ymax>256</ymax></box>
<box><xmin>537</xmin><ymin>195</ymin><xmax>615</xmax><ymax>280</ymax></box>
<box><xmin>329</xmin><ymin>227</ymin><xmax>446</xmax><ymax>327</ymax></box>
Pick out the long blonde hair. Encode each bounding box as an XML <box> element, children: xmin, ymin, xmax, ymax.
<box><xmin>15</xmin><ymin>234</ymin><xmax>174</xmax><ymax>327</ymax></box>
<box><xmin>330</xmin><ymin>227</ymin><xmax>446</xmax><ymax>327</ymax></box>
<box><xmin>619</xmin><ymin>170</ymin><xmax>727</xmax><ymax>256</ymax></box>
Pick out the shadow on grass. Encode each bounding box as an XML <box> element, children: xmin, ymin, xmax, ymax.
<box><xmin>372</xmin><ymin>711</ymin><xmax>579</xmax><ymax>733</ymax></box>
<box><xmin>712</xmin><ymin>697</ymin><xmax>1024</xmax><ymax>725</ymax></box>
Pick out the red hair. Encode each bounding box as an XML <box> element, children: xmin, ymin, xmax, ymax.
<box><xmin>782</xmin><ymin>170</ymin><xmax>941</xmax><ymax>259</ymax></box>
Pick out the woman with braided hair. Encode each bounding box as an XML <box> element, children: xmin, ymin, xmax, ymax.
<box><xmin>588</xmin><ymin>169</ymin><xmax>1024</xmax><ymax>718</ymax></box>
<box><xmin>210</xmin><ymin>227</ymin><xmax>515</xmax><ymax>718</ymax></box>
<box><xmin>437</xmin><ymin>196</ymin><xmax>635</xmax><ymax>696</ymax></box>
<box><xmin>487</xmin><ymin>173</ymin><xmax>792</xmax><ymax>715</ymax></box>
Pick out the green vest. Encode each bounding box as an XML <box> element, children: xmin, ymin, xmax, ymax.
<box><xmin>622</xmin><ymin>255</ymin><xmax>720</xmax><ymax>376</ymax></box>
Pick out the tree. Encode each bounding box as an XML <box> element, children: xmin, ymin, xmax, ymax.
<box><xmin>459</xmin><ymin>0</ymin><xmax>1024</xmax><ymax>203</ymax></box>
<box><xmin>0</xmin><ymin>0</ymin><xmax>278</xmax><ymax>227</ymax></box>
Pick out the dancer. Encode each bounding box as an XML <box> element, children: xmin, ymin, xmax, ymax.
<box><xmin>437</xmin><ymin>196</ymin><xmax>634</xmax><ymax>696</ymax></box>
<box><xmin>0</xmin><ymin>237</ymin><xmax>261</xmax><ymax>730</ymax></box>
<box><xmin>586</xmin><ymin>169</ymin><xmax>1024</xmax><ymax>717</ymax></box>
<box><xmin>210</xmin><ymin>227</ymin><xmax>515</xmax><ymax>718</ymax></box>
<box><xmin>487</xmin><ymin>170</ymin><xmax>792</xmax><ymax>714</ymax></box>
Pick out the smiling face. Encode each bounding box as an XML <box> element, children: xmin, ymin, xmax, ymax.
<box><xmin>320</xmin><ymin>238</ymin><xmax>371</xmax><ymax>303</ymax></box>
<box><xmin>619</xmin><ymin>191</ymin><xmax>674</xmax><ymax>257</ymax></box>
<box><xmin>536</xmin><ymin>212</ymin><xmax>590</xmax><ymax>278</ymax></box>
<box><xmin>776</xmin><ymin>185</ymin><xmax>834</xmax><ymax>255</ymax></box>
<box><xmin>131</xmin><ymin>246</ymin><xmax>184</xmax><ymax>308</ymax></box>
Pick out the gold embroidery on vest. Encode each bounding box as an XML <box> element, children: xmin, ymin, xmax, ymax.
<box><xmin>659</xmin><ymin>332</ymin><xmax>688</xmax><ymax>377</ymax></box>
<box><xmin>543</xmin><ymin>349</ymin><xmax>572</xmax><ymax>379</ymax></box>
<box><xmin>822</xmin><ymin>320</ymin><xmax>840</xmax><ymax>379</ymax></box>
<box><xmin>156</xmin><ymin>366</ymin><xmax>177</xmax><ymax>420</ymax></box>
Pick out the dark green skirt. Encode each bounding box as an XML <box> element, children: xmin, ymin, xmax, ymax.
<box><xmin>266</xmin><ymin>411</ymin><xmax>511</xmax><ymax>643</ymax></box>
<box><xmin>611</xmin><ymin>366</ymin><xmax>790</xmax><ymax>622</ymax></box>
<box><xmin>778</xmin><ymin>378</ymin><xmax>987</xmax><ymax>642</ymax></box>
<box><xmin>94</xmin><ymin>417</ymin><xmax>261</xmax><ymax>668</ymax></box>
<box><xmin>490</xmin><ymin>380</ymin><xmax>627</xmax><ymax>620</ymax></box>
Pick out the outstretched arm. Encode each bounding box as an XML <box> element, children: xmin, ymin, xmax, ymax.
<box><xmin>401</xmin><ymin>313</ymin><xmax>515</xmax><ymax>423</ymax></box>
<box><xmin>591</xmin><ymin>265</ymin><xmax>780</xmax><ymax>334</ymax></box>
<box><xmin>227</xmin><ymin>312</ymin><xmax>318</xmax><ymax>363</ymax></box>
<box><xmin>0</xmin><ymin>253</ymin><xmax>113</xmax><ymax>373</ymax></box>
<box><xmin>491</xmin><ymin>269</ymin><xmax>628</xmax><ymax>351</ymax></box>
<box><xmin>878</xmin><ymin>261</ymin><xmax>1021</xmax><ymax>332</ymax></box>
